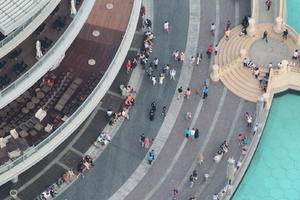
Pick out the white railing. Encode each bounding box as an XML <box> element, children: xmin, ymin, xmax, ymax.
<box><xmin>0</xmin><ymin>0</ymin><xmax>94</xmax><ymax>109</ymax></box>
<box><xmin>0</xmin><ymin>0</ymin><xmax>142</xmax><ymax>187</ymax></box>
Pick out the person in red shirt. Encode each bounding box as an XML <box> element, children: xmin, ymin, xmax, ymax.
<box><xmin>126</xmin><ymin>60</ymin><xmax>132</xmax><ymax>74</ymax></box>
<box><xmin>141</xmin><ymin>6</ymin><xmax>146</xmax><ymax>17</ymax></box>
<box><xmin>206</xmin><ymin>45</ymin><xmax>213</xmax><ymax>58</ymax></box>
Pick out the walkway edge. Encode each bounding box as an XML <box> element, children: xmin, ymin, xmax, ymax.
<box><xmin>108</xmin><ymin>0</ymin><xmax>201</xmax><ymax>199</ymax></box>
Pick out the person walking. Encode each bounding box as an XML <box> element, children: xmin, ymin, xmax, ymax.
<box><xmin>185</xmin><ymin>88</ymin><xmax>191</xmax><ymax>99</ymax></box>
<box><xmin>194</xmin><ymin>128</ymin><xmax>199</xmax><ymax>139</ymax></box>
<box><xmin>226</xmin><ymin>20</ymin><xmax>231</xmax><ymax>30</ymax></box>
<box><xmin>282</xmin><ymin>29</ymin><xmax>288</xmax><ymax>40</ymax></box>
<box><xmin>197</xmin><ymin>153</ymin><xmax>204</xmax><ymax>165</ymax></box>
<box><xmin>196</xmin><ymin>52</ymin><xmax>202</xmax><ymax>65</ymax></box>
<box><xmin>173</xmin><ymin>50</ymin><xmax>180</xmax><ymax>61</ymax></box>
<box><xmin>126</xmin><ymin>60</ymin><xmax>132</xmax><ymax>74</ymax></box>
<box><xmin>149</xmin><ymin>149</ymin><xmax>155</xmax><ymax>159</ymax></box>
<box><xmin>202</xmin><ymin>86</ymin><xmax>209</xmax><ymax>99</ymax></box>
<box><xmin>214</xmin><ymin>44</ymin><xmax>219</xmax><ymax>55</ymax></box>
<box><xmin>225</xmin><ymin>29</ymin><xmax>231</xmax><ymax>41</ymax></box>
<box><xmin>153</xmin><ymin>57</ymin><xmax>159</xmax><ymax>69</ymax></box>
<box><xmin>190</xmin><ymin>56</ymin><xmax>195</xmax><ymax>64</ymax></box>
<box><xmin>265</xmin><ymin>0</ymin><xmax>272</xmax><ymax>11</ymax></box>
<box><xmin>185</xmin><ymin>111</ymin><xmax>192</xmax><ymax>120</ymax></box>
<box><xmin>141</xmin><ymin>5</ymin><xmax>146</xmax><ymax>17</ymax></box>
<box><xmin>185</xmin><ymin>128</ymin><xmax>191</xmax><ymax>138</ymax></box>
<box><xmin>148</xmin><ymin>154</ymin><xmax>154</xmax><ymax>164</ymax></box>
<box><xmin>262</xmin><ymin>31</ymin><xmax>268</xmax><ymax>43</ymax></box>
<box><xmin>151</xmin><ymin>75</ymin><xmax>157</xmax><ymax>86</ymax></box>
<box><xmin>206</xmin><ymin>45</ymin><xmax>213</xmax><ymax>58</ymax></box>
<box><xmin>180</xmin><ymin>52</ymin><xmax>185</xmax><ymax>62</ymax></box>
<box><xmin>170</xmin><ymin>68</ymin><xmax>176</xmax><ymax>80</ymax></box>
<box><xmin>144</xmin><ymin>136</ymin><xmax>150</xmax><ymax>148</ymax></box>
<box><xmin>162</xmin><ymin>106</ymin><xmax>167</xmax><ymax>118</ymax></box>
<box><xmin>210</xmin><ymin>23</ymin><xmax>215</xmax><ymax>35</ymax></box>
<box><xmin>163</xmin><ymin>21</ymin><xmax>169</xmax><ymax>32</ymax></box>
<box><xmin>140</xmin><ymin>134</ymin><xmax>145</xmax><ymax>147</ymax></box>
<box><xmin>177</xmin><ymin>86</ymin><xmax>183</xmax><ymax>99</ymax></box>
<box><xmin>159</xmin><ymin>73</ymin><xmax>165</xmax><ymax>85</ymax></box>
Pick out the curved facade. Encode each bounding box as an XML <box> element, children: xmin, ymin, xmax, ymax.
<box><xmin>0</xmin><ymin>0</ymin><xmax>141</xmax><ymax>187</ymax></box>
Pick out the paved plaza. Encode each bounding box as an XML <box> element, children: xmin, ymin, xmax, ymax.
<box><xmin>3</xmin><ymin>0</ymin><xmax>290</xmax><ymax>200</ymax></box>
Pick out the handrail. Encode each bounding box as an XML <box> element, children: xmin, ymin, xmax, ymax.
<box><xmin>0</xmin><ymin>0</ymin><xmax>92</xmax><ymax>109</ymax></box>
<box><xmin>222</xmin><ymin>97</ymin><xmax>269</xmax><ymax>200</ymax></box>
<box><xmin>0</xmin><ymin>0</ymin><xmax>142</xmax><ymax>186</ymax></box>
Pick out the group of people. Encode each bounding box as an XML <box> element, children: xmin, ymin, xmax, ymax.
<box><xmin>185</xmin><ymin>128</ymin><xmax>200</xmax><ymax>139</ymax></box>
<box><xmin>213</xmin><ymin>140</ymin><xmax>229</xmax><ymax>163</ymax></box>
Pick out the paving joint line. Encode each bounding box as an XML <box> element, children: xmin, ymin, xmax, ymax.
<box><xmin>107</xmin><ymin>90</ymin><xmax>124</xmax><ymax>99</ymax></box>
<box><xmin>56</xmin><ymin>161</ymin><xmax>71</xmax><ymax>171</ymax></box>
<box><xmin>69</xmin><ymin>146</ymin><xmax>84</xmax><ymax>157</ymax></box>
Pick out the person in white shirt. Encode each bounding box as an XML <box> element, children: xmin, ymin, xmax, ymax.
<box><xmin>170</xmin><ymin>68</ymin><xmax>176</xmax><ymax>80</ymax></box>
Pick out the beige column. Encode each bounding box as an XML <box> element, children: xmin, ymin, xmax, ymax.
<box><xmin>281</xmin><ymin>60</ymin><xmax>289</xmax><ymax>73</ymax></box>
<box><xmin>247</xmin><ymin>18</ymin><xmax>256</xmax><ymax>37</ymax></box>
<box><xmin>273</xmin><ymin>17</ymin><xmax>283</xmax><ymax>34</ymax></box>
<box><xmin>210</xmin><ymin>64</ymin><xmax>220</xmax><ymax>82</ymax></box>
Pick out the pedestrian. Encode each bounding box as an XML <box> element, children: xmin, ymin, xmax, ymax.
<box><xmin>170</xmin><ymin>68</ymin><xmax>176</xmax><ymax>80</ymax></box>
<box><xmin>163</xmin><ymin>64</ymin><xmax>170</xmax><ymax>75</ymax></box>
<box><xmin>292</xmin><ymin>49</ymin><xmax>298</xmax><ymax>60</ymax></box>
<box><xmin>214</xmin><ymin>44</ymin><xmax>219</xmax><ymax>55</ymax></box>
<box><xmin>180</xmin><ymin>52</ymin><xmax>185</xmax><ymax>62</ymax></box>
<box><xmin>237</xmin><ymin>134</ymin><xmax>244</xmax><ymax>146</ymax></box>
<box><xmin>153</xmin><ymin>57</ymin><xmax>159</xmax><ymax>69</ymax></box>
<box><xmin>126</xmin><ymin>60</ymin><xmax>132</xmax><ymax>73</ymax></box>
<box><xmin>262</xmin><ymin>31</ymin><xmax>268</xmax><ymax>43</ymax></box>
<box><xmin>226</xmin><ymin>20</ymin><xmax>231</xmax><ymax>30</ymax></box>
<box><xmin>225</xmin><ymin>29</ymin><xmax>231</xmax><ymax>41</ymax></box>
<box><xmin>196</xmin><ymin>52</ymin><xmax>202</xmax><ymax>65</ymax></box>
<box><xmin>122</xmin><ymin>108</ymin><xmax>129</xmax><ymax>120</ymax></box>
<box><xmin>282</xmin><ymin>29</ymin><xmax>288</xmax><ymax>40</ymax></box>
<box><xmin>144</xmin><ymin>136</ymin><xmax>150</xmax><ymax>148</ymax></box>
<box><xmin>149</xmin><ymin>149</ymin><xmax>155</xmax><ymax>159</ymax></box>
<box><xmin>194</xmin><ymin>128</ymin><xmax>199</xmax><ymax>139</ymax></box>
<box><xmin>162</xmin><ymin>106</ymin><xmax>167</xmax><ymax>118</ymax></box>
<box><xmin>141</xmin><ymin>6</ymin><xmax>146</xmax><ymax>17</ymax></box>
<box><xmin>173</xmin><ymin>50</ymin><xmax>179</xmax><ymax>60</ymax></box>
<box><xmin>254</xmin><ymin>67</ymin><xmax>260</xmax><ymax>79</ymax></box>
<box><xmin>185</xmin><ymin>111</ymin><xmax>192</xmax><ymax>120</ymax></box>
<box><xmin>245</xmin><ymin>112</ymin><xmax>252</xmax><ymax>127</ymax></box>
<box><xmin>140</xmin><ymin>134</ymin><xmax>145</xmax><ymax>147</ymax></box>
<box><xmin>242</xmin><ymin>136</ymin><xmax>248</xmax><ymax>146</ymax></box>
<box><xmin>210</xmin><ymin>23</ymin><xmax>215</xmax><ymax>35</ymax></box>
<box><xmin>163</xmin><ymin>21</ymin><xmax>169</xmax><ymax>32</ymax></box>
<box><xmin>185</xmin><ymin>88</ymin><xmax>191</xmax><ymax>99</ymax></box>
<box><xmin>206</xmin><ymin>45</ymin><xmax>213</xmax><ymax>58</ymax></box>
<box><xmin>148</xmin><ymin>154</ymin><xmax>153</xmax><ymax>164</ymax></box>
<box><xmin>202</xmin><ymin>86</ymin><xmax>208</xmax><ymax>99</ymax></box>
<box><xmin>159</xmin><ymin>73</ymin><xmax>165</xmax><ymax>85</ymax></box>
<box><xmin>185</xmin><ymin>128</ymin><xmax>191</xmax><ymax>138</ymax></box>
<box><xmin>236</xmin><ymin>161</ymin><xmax>242</xmax><ymax>170</ymax></box>
<box><xmin>177</xmin><ymin>86</ymin><xmax>183</xmax><ymax>99</ymax></box>
<box><xmin>242</xmin><ymin>148</ymin><xmax>247</xmax><ymax>155</ymax></box>
<box><xmin>213</xmin><ymin>193</ymin><xmax>219</xmax><ymax>200</ymax></box>
<box><xmin>197</xmin><ymin>153</ymin><xmax>204</xmax><ymax>165</ymax></box>
<box><xmin>265</xmin><ymin>0</ymin><xmax>272</xmax><ymax>11</ymax></box>
<box><xmin>151</xmin><ymin>75</ymin><xmax>156</xmax><ymax>86</ymax></box>
<box><xmin>190</xmin><ymin>128</ymin><xmax>196</xmax><ymax>138</ymax></box>
<box><xmin>190</xmin><ymin>56</ymin><xmax>195</xmax><ymax>64</ymax></box>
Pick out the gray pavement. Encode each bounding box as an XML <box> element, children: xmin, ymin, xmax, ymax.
<box><xmin>249</xmin><ymin>37</ymin><xmax>290</xmax><ymax>67</ymax></box>
<box><xmin>1</xmin><ymin>0</ymin><xmax>254</xmax><ymax>200</ymax></box>
<box><xmin>57</xmin><ymin>0</ymin><xmax>190</xmax><ymax>199</ymax></box>
<box><xmin>59</xmin><ymin>0</ymin><xmax>253</xmax><ymax>200</ymax></box>
<box><xmin>258</xmin><ymin>0</ymin><xmax>275</xmax><ymax>24</ymax></box>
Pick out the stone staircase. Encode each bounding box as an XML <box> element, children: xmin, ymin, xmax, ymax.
<box><xmin>215</xmin><ymin>24</ymin><xmax>297</xmax><ymax>102</ymax></box>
